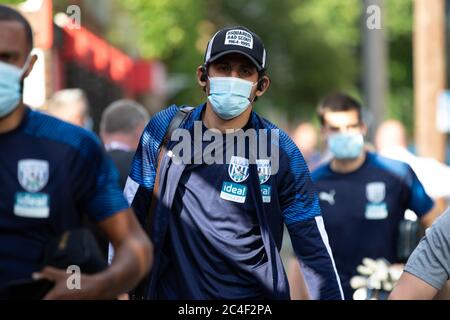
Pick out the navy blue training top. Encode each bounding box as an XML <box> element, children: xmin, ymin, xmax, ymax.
<box><xmin>312</xmin><ymin>152</ymin><xmax>434</xmax><ymax>299</ymax></box>
<box><xmin>156</xmin><ymin>123</ymin><xmax>268</xmax><ymax>299</ymax></box>
<box><xmin>126</xmin><ymin>104</ymin><xmax>344</xmax><ymax>300</ymax></box>
<box><xmin>0</xmin><ymin>108</ymin><xmax>128</xmax><ymax>290</ymax></box>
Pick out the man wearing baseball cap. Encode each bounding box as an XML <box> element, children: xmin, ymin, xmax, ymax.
<box><xmin>126</xmin><ymin>26</ymin><xmax>343</xmax><ymax>300</ymax></box>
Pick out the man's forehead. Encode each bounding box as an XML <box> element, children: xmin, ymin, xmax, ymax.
<box><xmin>212</xmin><ymin>53</ymin><xmax>256</xmax><ymax>68</ymax></box>
<box><xmin>0</xmin><ymin>20</ymin><xmax>28</xmax><ymax>55</ymax></box>
<box><xmin>324</xmin><ymin>110</ymin><xmax>360</xmax><ymax>125</ymax></box>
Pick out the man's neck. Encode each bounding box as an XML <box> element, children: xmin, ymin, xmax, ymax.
<box><xmin>202</xmin><ymin>102</ymin><xmax>252</xmax><ymax>132</ymax></box>
<box><xmin>0</xmin><ymin>103</ymin><xmax>25</xmax><ymax>134</ymax></box>
<box><xmin>102</xmin><ymin>134</ymin><xmax>135</xmax><ymax>152</ymax></box>
<box><xmin>330</xmin><ymin>151</ymin><xmax>367</xmax><ymax>174</ymax></box>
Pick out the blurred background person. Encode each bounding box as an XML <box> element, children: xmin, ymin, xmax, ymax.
<box><xmin>376</xmin><ymin>119</ymin><xmax>450</xmax><ymax>202</ymax></box>
<box><xmin>310</xmin><ymin>93</ymin><xmax>435</xmax><ymax>299</ymax></box>
<box><xmin>291</xmin><ymin>122</ymin><xmax>322</xmax><ymax>171</ymax></box>
<box><xmin>47</xmin><ymin>88</ymin><xmax>93</xmax><ymax>130</ymax></box>
<box><xmin>100</xmin><ymin>100</ymin><xmax>150</xmax><ymax>299</ymax></box>
<box><xmin>100</xmin><ymin>99</ymin><xmax>150</xmax><ymax>189</ymax></box>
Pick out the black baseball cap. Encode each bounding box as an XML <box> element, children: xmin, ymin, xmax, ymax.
<box><xmin>204</xmin><ymin>26</ymin><xmax>266</xmax><ymax>71</ymax></box>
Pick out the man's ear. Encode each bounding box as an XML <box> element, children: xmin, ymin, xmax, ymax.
<box><xmin>21</xmin><ymin>54</ymin><xmax>38</xmax><ymax>80</ymax></box>
<box><xmin>320</xmin><ymin>126</ymin><xmax>329</xmax><ymax>143</ymax></box>
<box><xmin>255</xmin><ymin>75</ymin><xmax>271</xmax><ymax>97</ymax></box>
<box><xmin>361</xmin><ymin>122</ymin><xmax>368</xmax><ymax>136</ymax></box>
<box><xmin>196</xmin><ymin>65</ymin><xmax>207</xmax><ymax>88</ymax></box>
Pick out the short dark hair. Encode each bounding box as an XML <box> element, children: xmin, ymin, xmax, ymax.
<box><xmin>0</xmin><ymin>5</ymin><xmax>34</xmax><ymax>53</ymax></box>
<box><xmin>100</xmin><ymin>99</ymin><xmax>150</xmax><ymax>135</ymax></box>
<box><xmin>317</xmin><ymin>93</ymin><xmax>363</xmax><ymax>126</ymax></box>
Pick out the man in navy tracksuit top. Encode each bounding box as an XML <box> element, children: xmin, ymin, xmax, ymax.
<box><xmin>311</xmin><ymin>93</ymin><xmax>434</xmax><ymax>299</ymax></box>
<box><xmin>0</xmin><ymin>5</ymin><xmax>152</xmax><ymax>299</ymax></box>
<box><xmin>125</xmin><ymin>26</ymin><xmax>343</xmax><ymax>300</ymax></box>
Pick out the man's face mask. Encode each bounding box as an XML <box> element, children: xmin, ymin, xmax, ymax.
<box><xmin>328</xmin><ymin>132</ymin><xmax>364</xmax><ymax>160</ymax></box>
<box><xmin>208</xmin><ymin>77</ymin><xmax>257</xmax><ymax>120</ymax></box>
<box><xmin>0</xmin><ymin>59</ymin><xmax>29</xmax><ymax>118</ymax></box>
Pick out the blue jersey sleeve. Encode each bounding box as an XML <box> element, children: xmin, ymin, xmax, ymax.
<box><xmin>373</xmin><ymin>154</ymin><xmax>434</xmax><ymax>218</ymax></box>
<box><xmin>406</xmin><ymin>166</ymin><xmax>434</xmax><ymax>217</ymax></box>
<box><xmin>277</xmin><ymin>131</ymin><xmax>343</xmax><ymax>300</ymax></box>
<box><xmin>74</xmin><ymin>133</ymin><xmax>129</xmax><ymax>222</ymax></box>
<box><xmin>277</xmin><ymin>132</ymin><xmax>321</xmax><ymax>224</ymax></box>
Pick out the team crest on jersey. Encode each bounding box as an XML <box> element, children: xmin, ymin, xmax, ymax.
<box><xmin>18</xmin><ymin>159</ymin><xmax>49</xmax><ymax>193</ymax></box>
<box><xmin>228</xmin><ymin>156</ymin><xmax>250</xmax><ymax>183</ymax></box>
<box><xmin>256</xmin><ymin>159</ymin><xmax>271</xmax><ymax>185</ymax></box>
<box><xmin>366</xmin><ymin>182</ymin><xmax>386</xmax><ymax>203</ymax></box>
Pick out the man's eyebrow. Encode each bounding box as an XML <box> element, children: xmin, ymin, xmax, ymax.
<box><xmin>327</xmin><ymin>123</ymin><xmax>359</xmax><ymax>129</ymax></box>
<box><xmin>241</xmin><ymin>64</ymin><xmax>257</xmax><ymax>71</ymax></box>
<box><xmin>214</xmin><ymin>60</ymin><xmax>229</xmax><ymax>65</ymax></box>
<box><xmin>0</xmin><ymin>51</ymin><xmax>20</xmax><ymax>59</ymax></box>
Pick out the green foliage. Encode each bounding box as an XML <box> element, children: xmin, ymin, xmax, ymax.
<box><xmin>215</xmin><ymin>0</ymin><xmax>361</xmax><ymax>123</ymax></box>
<box><xmin>5</xmin><ymin>0</ymin><xmax>416</xmax><ymax>133</ymax></box>
<box><xmin>0</xmin><ymin>0</ymin><xmax>24</xmax><ymax>4</ymax></box>
<box><xmin>101</xmin><ymin>0</ymin><xmax>365</xmax><ymax>122</ymax></box>
<box><xmin>385</xmin><ymin>0</ymin><xmax>414</xmax><ymax>137</ymax></box>
<box><xmin>117</xmin><ymin>0</ymin><xmax>205</xmax><ymax>59</ymax></box>
<box><xmin>114</xmin><ymin>0</ymin><xmax>208</xmax><ymax>105</ymax></box>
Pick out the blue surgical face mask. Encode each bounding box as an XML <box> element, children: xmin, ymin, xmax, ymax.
<box><xmin>208</xmin><ymin>77</ymin><xmax>256</xmax><ymax>120</ymax></box>
<box><xmin>0</xmin><ymin>60</ymin><xmax>26</xmax><ymax>118</ymax></box>
<box><xmin>328</xmin><ymin>132</ymin><xmax>364</xmax><ymax>160</ymax></box>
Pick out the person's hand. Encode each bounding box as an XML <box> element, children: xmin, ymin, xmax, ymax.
<box><xmin>32</xmin><ymin>266</ymin><xmax>107</xmax><ymax>300</ymax></box>
<box><xmin>118</xmin><ymin>293</ymin><xmax>130</xmax><ymax>300</ymax></box>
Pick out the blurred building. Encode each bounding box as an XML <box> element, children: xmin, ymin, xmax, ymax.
<box><xmin>16</xmin><ymin>0</ymin><xmax>167</xmax><ymax>132</ymax></box>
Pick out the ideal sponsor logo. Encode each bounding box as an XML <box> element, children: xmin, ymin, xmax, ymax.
<box><xmin>260</xmin><ymin>185</ymin><xmax>271</xmax><ymax>203</ymax></box>
<box><xmin>14</xmin><ymin>192</ymin><xmax>50</xmax><ymax>218</ymax></box>
<box><xmin>225</xmin><ymin>29</ymin><xmax>254</xmax><ymax>49</ymax></box>
<box><xmin>220</xmin><ymin>181</ymin><xmax>247</xmax><ymax>203</ymax></box>
<box><xmin>365</xmin><ymin>203</ymin><xmax>388</xmax><ymax>220</ymax></box>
